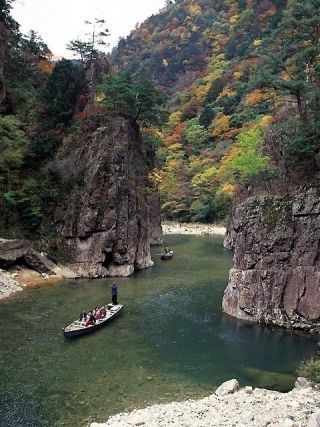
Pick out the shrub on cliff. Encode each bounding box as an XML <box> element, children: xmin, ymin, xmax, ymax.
<box><xmin>298</xmin><ymin>357</ymin><xmax>320</xmax><ymax>385</ymax></box>
<box><xmin>98</xmin><ymin>73</ymin><xmax>168</xmax><ymax>127</ymax></box>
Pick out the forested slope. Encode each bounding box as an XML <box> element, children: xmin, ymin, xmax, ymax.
<box><xmin>111</xmin><ymin>0</ymin><xmax>320</xmax><ymax>223</ymax></box>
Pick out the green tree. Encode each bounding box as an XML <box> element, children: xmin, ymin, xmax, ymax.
<box><xmin>231</xmin><ymin>127</ymin><xmax>271</xmax><ymax>182</ymax></box>
<box><xmin>41</xmin><ymin>59</ymin><xmax>84</xmax><ymax>126</ymax></box>
<box><xmin>0</xmin><ymin>115</ymin><xmax>29</xmax><ymax>180</ymax></box>
<box><xmin>67</xmin><ymin>18</ymin><xmax>110</xmax><ymax>63</ymax></box>
<box><xmin>184</xmin><ymin>118</ymin><xmax>209</xmax><ymax>145</ymax></box>
<box><xmin>99</xmin><ymin>72</ymin><xmax>168</xmax><ymax>126</ymax></box>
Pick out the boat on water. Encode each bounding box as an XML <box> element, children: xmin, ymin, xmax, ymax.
<box><xmin>161</xmin><ymin>250</ymin><xmax>174</xmax><ymax>260</ymax></box>
<box><xmin>63</xmin><ymin>304</ymin><xmax>123</xmax><ymax>338</ymax></box>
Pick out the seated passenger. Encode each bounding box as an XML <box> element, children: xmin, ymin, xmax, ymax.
<box><xmin>95</xmin><ymin>307</ymin><xmax>101</xmax><ymax>320</ymax></box>
<box><xmin>85</xmin><ymin>311</ymin><xmax>96</xmax><ymax>326</ymax></box>
<box><xmin>100</xmin><ymin>307</ymin><xmax>107</xmax><ymax>318</ymax></box>
<box><xmin>79</xmin><ymin>309</ymin><xmax>87</xmax><ymax>322</ymax></box>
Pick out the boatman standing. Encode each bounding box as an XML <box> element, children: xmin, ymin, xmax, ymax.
<box><xmin>111</xmin><ymin>283</ymin><xmax>118</xmax><ymax>305</ymax></box>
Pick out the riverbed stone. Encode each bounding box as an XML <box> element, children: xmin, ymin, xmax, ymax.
<box><xmin>215</xmin><ymin>379</ymin><xmax>239</xmax><ymax>396</ymax></box>
<box><xmin>0</xmin><ymin>268</ymin><xmax>24</xmax><ymax>300</ymax></box>
<box><xmin>294</xmin><ymin>376</ymin><xmax>314</xmax><ymax>389</ymax></box>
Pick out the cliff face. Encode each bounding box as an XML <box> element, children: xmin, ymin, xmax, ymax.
<box><xmin>223</xmin><ymin>187</ymin><xmax>320</xmax><ymax>331</ymax></box>
<box><xmin>54</xmin><ymin>115</ymin><xmax>162</xmax><ymax>277</ymax></box>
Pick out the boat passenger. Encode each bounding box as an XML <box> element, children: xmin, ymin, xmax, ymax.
<box><xmin>100</xmin><ymin>307</ymin><xmax>107</xmax><ymax>318</ymax></box>
<box><xmin>111</xmin><ymin>283</ymin><xmax>118</xmax><ymax>305</ymax></box>
<box><xmin>95</xmin><ymin>307</ymin><xmax>101</xmax><ymax>320</ymax></box>
<box><xmin>164</xmin><ymin>246</ymin><xmax>170</xmax><ymax>254</ymax></box>
<box><xmin>85</xmin><ymin>311</ymin><xmax>96</xmax><ymax>326</ymax></box>
<box><xmin>79</xmin><ymin>309</ymin><xmax>87</xmax><ymax>322</ymax></box>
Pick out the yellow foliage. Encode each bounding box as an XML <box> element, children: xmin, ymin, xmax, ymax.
<box><xmin>218</xmin><ymin>145</ymin><xmax>242</xmax><ymax>175</ymax></box>
<box><xmin>168</xmin><ymin>143</ymin><xmax>183</xmax><ymax>151</ymax></box>
<box><xmin>168</xmin><ymin>111</ymin><xmax>182</xmax><ymax>127</ymax></box>
<box><xmin>148</xmin><ymin>169</ymin><xmax>163</xmax><ymax>185</ymax></box>
<box><xmin>253</xmin><ymin>39</ymin><xmax>262</xmax><ymax>47</ymax></box>
<box><xmin>244</xmin><ymin>89</ymin><xmax>264</xmax><ymax>106</ymax></box>
<box><xmin>229</xmin><ymin>14</ymin><xmax>240</xmax><ymax>24</ymax></box>
<box><xmin>211</xmin><ymin>114</ymin><xmax>230</xmax><ymax>137</ymax></box>
<box><xmin>95</xmin><ymin>92</ymin><xmax>106</xmax><ymax>102</ymax></box>
<box><xmin>194</xmin><ymin>82</ymin><xmax>211</xmax><ymax>101</ymax></box>
<box><xmin>256</xmin><ymin>115</ymin><xmax>273</xmax><ymax>128</ymax></box>
<box><xmin>142</xmin><ymin>128</ymin><xmax>164</xmax><ymax>139</ymax></box>
<box><xmin>191</xmin><ymin>166</ymin><xmax>219</xmax><ymax>190</ymax></box>
<box><xmin>217</xmin><ymin>86</ymin><xmax>237</xmax><ymax>99</ymax></box>
<box><xmin>187</xmin><ymin>2</ymin><xmax>202</xmax><ymax>16</ymax></box>
<box><xmin>217</xmin><ymin>182</ymin><xmax>236</xmax><ymax>197</ymax></box>
<box><xmin>208</xmin><ymin>54</ymin><xmax>229</xmax><ymax>80</ymax></box>
<box><xmin>233</xmin><ymin>71</ymin><xmax>243</xmax><ymax>80</ymax></box>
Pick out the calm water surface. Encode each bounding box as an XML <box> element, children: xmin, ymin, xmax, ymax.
<box><xmin>0</xmin><ymin>235</ymin><xmax>318</xmax><ymax>426</ymax></box>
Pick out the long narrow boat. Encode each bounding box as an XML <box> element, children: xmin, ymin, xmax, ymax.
<box><xmin>63</xmin><ymin>304</ymin><xmax>123</xmax><ymax>338</ymax></box>
<box><xmin>161</xmin><ymin>250</ymin><xmax>174</xmax><ymax>260</ymax></box>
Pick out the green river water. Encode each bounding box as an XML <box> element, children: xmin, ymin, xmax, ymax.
<box><xmin>0</xmin><ymin>235</ymin><xmax>318</xmax><ymax>426</ymax></box>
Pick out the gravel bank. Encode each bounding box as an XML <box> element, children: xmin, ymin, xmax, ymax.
<box><xmin>162</xmin><ymin>222</ymin><xmax>226</xmax><ymax>236</ymax></box>
<box><xmin>0</xmin><ymin>268</ymin><xmax>24</xmax><ymax>300</ymax></box>
<box><xmin>91</xmin><ymin>379</ymin><xmax>320</xmax><ymax>427</ymax></box>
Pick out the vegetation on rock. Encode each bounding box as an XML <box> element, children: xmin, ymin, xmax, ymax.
<box><xmin>298</xmin><ymin>357</ymin><xmax>320</xmax><ymax>385</ymax></box>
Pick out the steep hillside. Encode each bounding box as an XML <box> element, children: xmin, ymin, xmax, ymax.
<box><xmin>111</xmin><ymin>0</ymin><xmax>319</xmax><ymax>223</ymax></box>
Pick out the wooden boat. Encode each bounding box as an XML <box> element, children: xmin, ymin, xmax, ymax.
<box><xmin>63</xmin><ymin>304</ymin><xmax>123</xmax><ymax>338</ymax></box>
<box><xmin>161</xmin><ymin>250</ymin><xmax>174</xmax><ymax>260</ymax></box>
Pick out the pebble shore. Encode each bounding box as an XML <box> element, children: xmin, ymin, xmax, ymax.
<box><xmin>0</xmin><ymin>268</ymin><xmax>24</xmax><ymax>300</ymax></box>
<box><xmin>91</xmin><ymin>379</ymin><xmax>320</xmax><ymax>427</ymax></box>
<box><xmin>162</xmin><ymin>222</ymin><xmax>226</xmax><ymax>236</ymax></box>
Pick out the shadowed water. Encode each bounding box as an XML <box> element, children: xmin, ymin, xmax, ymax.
<box><xmin>0</xmin><ymin>235</ymin><xmax>318</xmax><ymax>426</ymax></box>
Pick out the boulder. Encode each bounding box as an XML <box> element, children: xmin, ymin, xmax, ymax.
<box><xmin>0</xmin><ymin>238</ymin><xmax>58</xmax><ymax>274</ymax></box>
<box><xmin>294</xmin><ymin>377</ymin><xmax>314</xmax><ymax>389</ymax></box>
<box><xmin>215</xmin><ymin>379</ymin><xmax>239</xmax><ymax>396</ymax></box>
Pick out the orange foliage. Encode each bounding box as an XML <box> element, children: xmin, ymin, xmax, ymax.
<box><xmin>211</xmin><ymin>114</ymin><xmax>230</xmax><ymax>137</ymax></box>
<box><xmin>225</xmin><ymin>0</ymin><xmax>239</xmax><ymax>17</ymax></box>
<box><xmin>187</xmin><ymin>2</ymin><xmax>202</xmax><ymax>16</ymax></box>
<box><xmin>37</xmin><ymin>59</ymin><xmax>54</xmax><ymax>74</ymax></box>
<box><xmin>242</xmin><ymin>57</ymin><xmax>260</xmax><ymax>71</ymax></box>
<box><xmin>164</xmin><ymin>123</ymin><xmax>186</xmax><ymax>147</ymax></box>
<box><xmin>217</xmin><ymin>182</ymin><xmax>236</xmax><ymax>197</ymax></box>
<box><xmin>245</xmin><ymin>89</ymin><xmax>264</xmax><ymax>106</ymax></box>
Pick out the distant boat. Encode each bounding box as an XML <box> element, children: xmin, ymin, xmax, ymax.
<box><xmin>63</xmin><ymin>304</ymin><xmax>123</xmax><ymax>338</ymax></box>
<box><xmin>161</xmin><ymin>250</ymin><xmax>174</xmax><ymax>260</ymax></box>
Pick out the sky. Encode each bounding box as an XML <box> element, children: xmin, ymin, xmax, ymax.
<box><xmin>12</xmin><ymin>0</ymin><xmax>167</xmax><ymax>58</ymax></box>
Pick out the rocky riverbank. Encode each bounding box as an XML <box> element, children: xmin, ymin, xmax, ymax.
<box><xmin>91</xmin><ymin>379</ymin><xmax>319</xmax><ymax>427</ymax></box>
<box><xmin>162</xmin><ymin>222</ymin><xmax>226</xmax><ymax>236</ymax></box>
<box><xmin>0</xmin><ymin>269</ymin><xmax>24</xmax><ymax>300</ymax></box>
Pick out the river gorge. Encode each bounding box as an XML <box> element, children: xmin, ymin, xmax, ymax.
<box><xmin>0</xmin><ymin>235</ymin><xmax>318</xmax><ymax>426</ymax></box>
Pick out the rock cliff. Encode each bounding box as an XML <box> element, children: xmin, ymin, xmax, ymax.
<box><xmin>54</xmin><ymin>115</ymin><xmax>162</xmax><ymax>277</ymax></box>
<box><xmin>223</xmin><ymin>187</ymin><xmax>320</xmax><ymax>331</ymax></box>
